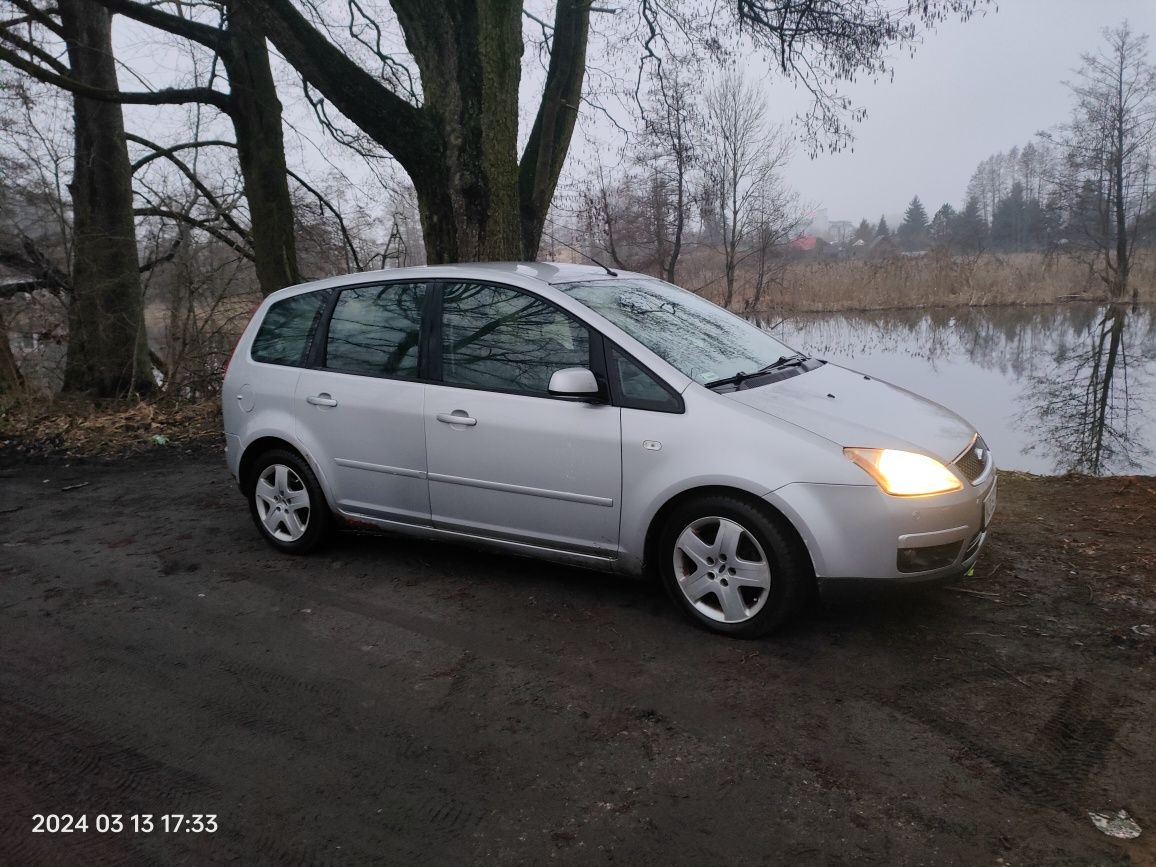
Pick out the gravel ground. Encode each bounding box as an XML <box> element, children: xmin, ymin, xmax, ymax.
<box><xmin>0</xmin><ymin>454</ymin><xmax>1153</xmax><ymax>865</ymax></box>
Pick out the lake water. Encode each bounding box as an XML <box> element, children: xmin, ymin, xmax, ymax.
<box><xmin>758</xmin><ymin>304</ymin><xmax>1156</xmax><ymax>476</ymax></box>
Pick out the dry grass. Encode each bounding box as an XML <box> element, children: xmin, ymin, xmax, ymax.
<box><xmin>0</xmin><ymin>395</ymin><xmax>221</xmax><ymax>460</ymax></box>
<box><xmin>677</xmin><ymin>250</ymin><xmax>1156</xmax><ymax>312</ymax></box>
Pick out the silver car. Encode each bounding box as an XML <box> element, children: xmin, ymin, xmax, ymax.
<box><xmin>222</xmin><ymin>263</ymin><xmax>996</xmax><ymax>637</ymax></box>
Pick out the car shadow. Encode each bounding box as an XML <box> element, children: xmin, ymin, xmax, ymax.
<box><xmin>328</xmin><ymin>527</ymin><xmax>964</xmax><ymax>650</ymax></box>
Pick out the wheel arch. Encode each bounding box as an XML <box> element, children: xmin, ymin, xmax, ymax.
<box><xmin>642</xmin><ymin>485</ymin><xmax>817</xmax><ymax>582</ymax></box>
<box><xmin>238</xmin><ymin>436</ymin><xmax>306</xmax><ymax>489</ymax></box>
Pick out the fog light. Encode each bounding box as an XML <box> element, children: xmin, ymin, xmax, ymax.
<box><xmin>897</xmin><ymin>542</ymin><xmax>962</xmax><ymax>573</ymax></box>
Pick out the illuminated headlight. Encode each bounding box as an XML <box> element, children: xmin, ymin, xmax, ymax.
<box><xmin>844</xmin><ymin>447</ymin><xmax>963</xmax><ymax>497</ymax></box>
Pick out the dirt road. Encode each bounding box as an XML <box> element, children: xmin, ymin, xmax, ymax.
<box><xmin>1</xmin><ymin>454</ymin><xmax>1153</xmax><ymax>864</ymax></box>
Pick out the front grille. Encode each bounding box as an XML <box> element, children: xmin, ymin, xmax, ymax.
<box><xmin>954</xmin><ymin>435</ymin><xmax>990</xmax><ymax>483</ymax></box>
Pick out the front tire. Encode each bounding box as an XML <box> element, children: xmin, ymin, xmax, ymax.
<box><xmin>246</xmin><ymin>448</ymin><xmax>331</xmax><ymax>554</ymax></box>
<box><xmin>658</xmin><ymin>495</ymin><xmax>808</xmax><ymax>638</ymax></box>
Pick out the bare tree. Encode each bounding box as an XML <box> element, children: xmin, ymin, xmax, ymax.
<box><xmin>0</xmin><ymin>0</ymin><xmax>304</xmax><ymax>296</ymax></box>
<box><xmin>747</xmin><ymin>168</ymin><xmax>802</xmax><ymax>312</ymax></box>
<box><xmin>587</xmin><ymin>169</ymin><xmax>652</xmax><ymax>273</ymax></box>
<box><xmin>638</xmin><ymin>59</ymin><xmax>699</xmax><ymax>282</ymax></box>
<box><xmin>1045</xmin><ymin>22</ymin><xmax>1156</xmax><ymax>302</ymax></box>
<box><xmin>703</xmin><ymin>74</ymin><xmax>793</xmax><ymax>308</ymax></box>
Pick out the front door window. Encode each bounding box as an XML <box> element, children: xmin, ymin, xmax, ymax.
<box><xmin>440</xmin><ymin>282</ymin><xmax>590</xmax><ymax>395</ymax></box>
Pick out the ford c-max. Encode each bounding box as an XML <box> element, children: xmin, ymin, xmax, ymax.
<box><xmin>222</xmin><ymin>263</ymin><xmax>996</xmax><ymax>637</ymax></box>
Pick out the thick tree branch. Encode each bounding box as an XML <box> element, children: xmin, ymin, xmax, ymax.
<box><xmin>0</xmin><ymin>24</ymin><xmax>73</xmax><ymax>75</ymax></box>
<box><xmin>286</xmin><ymin>168</ymin><xmax>363</xmax><ymax>271</ymax></box>
<box><xmin>127</xmin><ymin>132</ymin><xmax>249</xmax><ymax>242</ymax></box>
<box><xmin>134</xmin><ymin>206</ymin><xmax>254</xmax><ymax>260</ymax></box>
<box><xmin>248</xmin><ymin>0</ymin><xmax>430</xmax><ymax>173</ymax></box>
<box><xmin>139</xmin><ymin>235</ymin><xmax>182</xmax><ymax>273</ymax></box>
<box><xmin>131</xmin><ymin>138</ymin><xmax>237</xmax><ymax>172</ymax></box>
<box><xmin>0</xmin><ymin>41</ymin><xmax>231</xmax><ymax>110</ymax></box>
<box><xmin>0</xmin><ymin>238</ymin><xmax>70</xmax><ymax>295</ymax></box>
<box><xmin>87</xmin><ymin>0</ymin><xmax>223</xmax><ymax>49</ymax></box>
<box><xmin>7</xmin><ymin>0</ymin><xmax>65</xmax><ymax>38</ymax></box>
<box><xmin>518</xmin><ymin>0</ymin><xmax>591</xmax><ymax>257</ymax></box>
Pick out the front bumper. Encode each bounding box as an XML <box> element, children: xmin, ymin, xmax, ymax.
<box><xmin>765</xmin><ymin>469</ymin><xmax>997</xmax><ymax>584</ymax></box>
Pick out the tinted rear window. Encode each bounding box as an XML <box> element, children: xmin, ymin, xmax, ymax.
<box><xmin>251</xmin><ymin>291</ymin><xmax>327</xmax><ymax>366</ymax></box>
<box><xmin>325</xmin><ymin>282</ymin><xmax>426</xmax><ymax>378</ymax></box>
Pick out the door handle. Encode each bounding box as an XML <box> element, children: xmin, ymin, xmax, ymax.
<box><xmin>306</xmin><ymin>393</ymin><xmax>338</xmax><ymax>407</ymax></box>
<box><xmin>436</xmin><ymin>411</ymin><xmax>477</xmax><ymax>426</ymax></box>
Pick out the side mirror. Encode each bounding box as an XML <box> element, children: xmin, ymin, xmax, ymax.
<box><xmin>548</xmin><ymin>367</ymin><xmax>601</xmax><ymax>400</ymax></box>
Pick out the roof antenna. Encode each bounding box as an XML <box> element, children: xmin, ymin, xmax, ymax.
<box><xmin>541</xmin><ymin>228</ymin><xmax>618</xmax><ymax>277</ymax></box>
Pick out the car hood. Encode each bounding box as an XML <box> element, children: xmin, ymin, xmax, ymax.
<box><xmin>723</xmin><ymin>362</ymin><xmax>975</xmax><ymax>461</ymax></box>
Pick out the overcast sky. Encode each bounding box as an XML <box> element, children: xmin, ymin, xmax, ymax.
<box><xmin>771</xmin><ymin>0</ymin><xmax>1156</xmax><ymax>223</ymax></box>
<box><xmin>103</xmin><ymin>1</ymin><xmax>1156</xmax><ymax>240</ymax></box>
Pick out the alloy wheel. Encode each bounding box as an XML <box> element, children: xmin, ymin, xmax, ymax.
<box><xmin>672</xmin><ymin>516</ymin><xmax>772</xmax><ymax>623</ymax></box>
<box><xmin>254</xmin><ymin>463</ymin><xmax>311</xmax><ymax>542</ymax></box>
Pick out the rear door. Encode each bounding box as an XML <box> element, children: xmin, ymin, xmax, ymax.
<box><xmin>294</xmin><ymin>281</ymin><xmax>431</xmax><ymax>525</ymax></box>
<box><xmin>423</xmin><ymin>281</ymin><xmax>622</xmax><ymax>555</ymax></box>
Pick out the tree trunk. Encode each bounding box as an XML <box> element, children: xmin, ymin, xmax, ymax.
<box><xmin>1112</xmin><ymin>108</ymin><xmax>1129</xmax><ymax>300</ymax></box>
<box><xmin>0</xmin><ymin>309</ymin><xmax>24</xmax><ymax>393</ymax></box>
<box><xmin>664</xmin><ymin>163</ymin><xmax>686</xmax><ymax>283</ymax></box>
<box><xmin>394</xmin><ymin>0</ymin><xmax>524</xmax><ymax>263</ymax></box>
<box><xmin>223</xmin><ymin>1</ymin><xmax>301</xmax><ymax>294</ymax></box>
<box><xmin>60</xmin><ymin>0</ymin><xmax>153</xmax><ymax>396</ymax></box>
<box><xmin>252</xmin><ymin>0</ymin><xmax>590</xmax><ymax>265</ymax></box>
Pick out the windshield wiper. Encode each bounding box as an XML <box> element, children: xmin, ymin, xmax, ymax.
<box><xmin>757</xmin><ymin>352</ymin><xmax>809</xmax><ymax>373</ymax></box>
<box><xmin>703</xmin><ymin>354</ymin><xmax>810</xmax><ymax>390</ymax></box>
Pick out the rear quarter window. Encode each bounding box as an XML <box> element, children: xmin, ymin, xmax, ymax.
<box><xmin>251</xmin><ymin>291</ymin><xmax>327</xmax><ymax>366</ymax></box>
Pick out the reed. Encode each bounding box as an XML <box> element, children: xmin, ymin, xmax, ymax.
<box><xmin>678</xmin><ymin>250</ymin><xmax>1156</xmax><ymax>312</ymax></box>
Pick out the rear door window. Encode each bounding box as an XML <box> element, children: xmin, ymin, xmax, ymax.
<box><xmin>251</xmin><ymin>290</ymin><xmax>328</xmax><ymax>367</ymax></box>
<box><xmin>324</xmin><ymin>282</ymin><xmax>427</xmax><ymax>378</ymax></box>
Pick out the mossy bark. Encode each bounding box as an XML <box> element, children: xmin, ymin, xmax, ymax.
<box><xmin>395</xmin><ymin>0</ymin><xmax>523</xmax><ymax>262</ymax></box>
<box><xmin>60</xmin><ymin>0</ymin><xmax>154</xmax><ymax>397</ymax></box>
<box><xmin>223</xmin><ymin>1</ymin><xmax>301</xmax><ymax>294</ymax></box>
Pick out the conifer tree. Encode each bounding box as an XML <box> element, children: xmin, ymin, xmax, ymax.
<box><xmin>898</xmin><ymin>195</ymin><xmax>929</xmax><ymax>249</ymax></box>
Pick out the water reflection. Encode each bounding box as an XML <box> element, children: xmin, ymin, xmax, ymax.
<box><xmin>760</xmin><ymin>304</ymin><xmax>1156</xmax><ymax>475</ymax></box>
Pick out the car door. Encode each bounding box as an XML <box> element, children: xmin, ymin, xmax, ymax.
<box><xmin>294</xmin><ymin>281</ymin><xmax>431</xmax><ymax>525</ymax></box>
<box><xmin>424</xmin><ymin>281</ymin><xmax>622</xmax><ymax>556</ymax></box>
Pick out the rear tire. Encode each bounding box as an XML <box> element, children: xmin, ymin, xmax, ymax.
<box><xmin>245</xmin><ymin>448</ymin><xmax>332</xmax><ymax>554</ymax></box>
<box><xmin>658</xmin><ymin>494</ymin><xmax>808</xmax><ymax>638</ymax></box>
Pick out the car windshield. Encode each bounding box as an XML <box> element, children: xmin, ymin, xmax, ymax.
<box><xmin>558</xmin><ymin>277</ymin><xmax>797</xmax><ymax>385</ymax></box>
